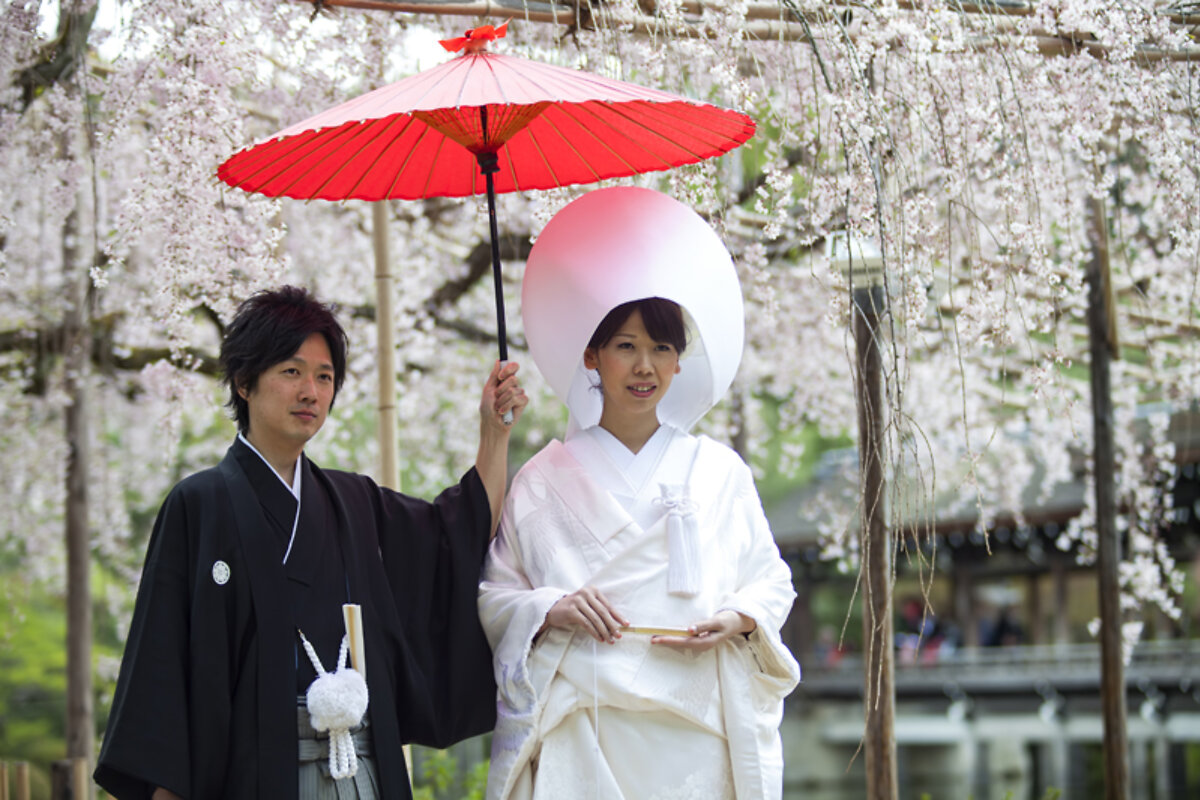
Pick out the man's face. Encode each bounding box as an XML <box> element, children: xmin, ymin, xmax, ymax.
<box><xmin>239</xmin><ymin>332</ymin><xmax>335</xmax><ymax>458</ymax></box>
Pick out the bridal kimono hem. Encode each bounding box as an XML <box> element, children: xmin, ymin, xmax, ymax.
<box><xmin>479</xmin><ymin>429</ymin><xmax>800</xmax><ymax>800</ymax></box>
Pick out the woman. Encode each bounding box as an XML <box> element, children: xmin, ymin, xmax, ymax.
<box><xmin>479</xmin><ymin>187</ymin><xmax>799</xmax><ymax>800</ymax></box>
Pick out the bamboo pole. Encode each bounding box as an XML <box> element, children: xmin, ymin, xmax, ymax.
<box><xmin>1086</xmin><ymin>194</ymin><xmax>1130</xmax><ymax>800</ymax></box>
<box><xmin>372</xmin><ymin>201</ymin><xmax>400</xmax><ymax>492</ymax></box>
<box><xmin>371</xmin><ymin>200</ymin><xmax>412</xmax><ymax>782</ymax></box>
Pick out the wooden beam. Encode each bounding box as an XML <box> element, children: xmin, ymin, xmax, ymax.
<box><xmin>292</xmin><ymin>0</ymin><xmax>1200</xmax><ymax>59</ymax></box>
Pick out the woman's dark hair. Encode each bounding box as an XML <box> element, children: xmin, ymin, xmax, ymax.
<box><xmin>586</xmin><ymin>297</ymin><xmax>687</xmax><ymax>354</ymax></box>
<box><xmin>220</xmin><ymin>285</ymin><xmax>349</xmax><ymax>433</ymax></box>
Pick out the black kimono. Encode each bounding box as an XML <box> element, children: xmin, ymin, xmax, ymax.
<box><xmin>95</xmin><ymin>439</ymin><xmax>497</xmax><ymax>799</ymax></box>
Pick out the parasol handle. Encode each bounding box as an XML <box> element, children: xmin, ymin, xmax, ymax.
<box><xmin>476</xmin><ymin>139</ymin><xmax>513</xmax><ymax>425</ymax></box>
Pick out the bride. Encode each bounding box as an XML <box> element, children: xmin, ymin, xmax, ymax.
<box><xmin>479</xmin><ymin>186</ymin><xmax>800</xmax><ymax>800</ymax></box>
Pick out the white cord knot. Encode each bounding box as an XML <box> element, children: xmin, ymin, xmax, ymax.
<box><xmin>300</xmin><ymin>631</ymin><xmax>369</xmax><ymax>780</ymax></box>
<box><xmin>655</xmin><ymin>490</ymin><xmax>698</xmax><ymax>517</ymax></box>
<box><xmin>656</xmin><ymin>483</ymin><xmax>701</xmax><ymax>596</ymax></box>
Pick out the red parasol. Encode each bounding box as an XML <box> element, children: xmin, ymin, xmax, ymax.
<box><xmin>217</xmin><ymin>22</ymin><xmax>755</xmax><ymax>365</ymax></box>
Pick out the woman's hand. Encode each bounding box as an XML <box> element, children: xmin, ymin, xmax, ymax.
<box><xmin>651</xmin><ymin>610</ymin><xmax>756</xmax><ymax>653</ymax></box>
<box><xmin>543</xmin><ymin>586</ymin><xmax>629</xmax><ymax>644</ymax></box>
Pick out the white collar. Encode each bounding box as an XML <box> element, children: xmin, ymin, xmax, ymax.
<box><xmin>565</xmin><ymin>424</ymin><xmax>677</xmax><ymax>498</ymax></box>
<box><xmin>238</xmin><ymin>432</ymin><xmax>302</xmax><ymax>501</ymax></box>
<box><xmin>238</xmin><ymin>433</ymin><xmax>303</xmax><ymax>564</ymax></box>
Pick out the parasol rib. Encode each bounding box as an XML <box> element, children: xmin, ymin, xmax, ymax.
<box><xmin>217</xmin><ymin>126</ymin><xmax>354</xmax><ymax>194</ymax></box>
<box><xmin>278</xmin><ymin>118</ymin><xmax>396</xmax><ymax>201</ymax></box>
<box><xmin>307</xmin><ymin>115</ymin><xmax>417</xmax><ymax>201</ymax></box>
<box><xmin>382</xmin><ymin>125</ymin><xmax>441</xmax><ymax>200</ymax></box>
<box><xmin>338</xmin><ymin>115</ymin><xmax>421</xmax><ymax>200</ymax></box>
<box><xmin>594</xmin><ymin>100</ymin><xmax>744</xmax><ymax>159</ymax></box>
<box><xmin>259</xmin><ymin>118</ymin><xmax>392</xmax><ymax>199</ymax></box>
<box><xmin>241</xmin><ymin>127</ymin><xmax>367</xmax><ymax>197</ymax></box>
<box><xmin>500</xmin><ymin>129</ymin><xmax>559</xmax><ymax>191</ymax></box>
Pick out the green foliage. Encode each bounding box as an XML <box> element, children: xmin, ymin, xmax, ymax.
<box><xmin>0</xmin><ymin>582</ymin><xmax>67</xmax><ymax>757</ymax></box>
<box><xmin>0</xmin><ymin>571</ymin><xmax>126</xmax><ymax>800</ymax></box>
<box><xmin>752</xmin><ymin>395</ymin><xmax>852</xmax><ymax>506</ymax></box>
<box><xmin>464</xmin><ymin>757</ymin><xmax>489</xmax><ymax>800</ymax></box>
<box><xmin>0</xmin><ymin>581</ymin><xmax>67</xmax><ymax>799</ymax></box>
<box><xmin>411</xmin><ymin>747</ymin><xmax>489</xmax><ymax>800</ymax></box>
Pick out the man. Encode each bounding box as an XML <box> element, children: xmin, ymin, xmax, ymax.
<box><xmin>95</xmin><ymin>286</ymin><xmax>527</xmax><ymax>799</ymax></box>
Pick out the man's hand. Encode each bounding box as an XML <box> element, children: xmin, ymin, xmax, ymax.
<box><xmin>480</xmin><ymin>360</ymin><xmax>528</xmax><ymax>432</ymax></box>
<box><xmin>650</xmin><ymin>610</ymin><xmax>756</xmax><ymax>653</ymax></box>
<box><xmin>477</xmin><ymin>360</ymin><xmax>528</xmax><ymax>535</ymax></box>
<box><xmin>543</xmin><ymin>586</ymin><xmax>630</xmax><ymax>644</ymax></box>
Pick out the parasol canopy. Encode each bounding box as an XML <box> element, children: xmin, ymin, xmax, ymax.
<box><xmin>217</xmin><ymin>29</ymin><xmax>755</xmax><ymax>202</ymax></box>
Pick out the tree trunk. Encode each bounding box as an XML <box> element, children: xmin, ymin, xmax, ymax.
<box><xmin>62</xmin><ymin>174</ymin><xmax>94</xmax><ymax>785</ymax></box>
<box><xmin>853</xmin><ymin>284</ymin><xmax>897</xmax><ymax>800</ymax></box>
<box><xmin>1086</xmin><ymin>194</ymin><xmax>1129</xmax><ymax>799</ymax></box>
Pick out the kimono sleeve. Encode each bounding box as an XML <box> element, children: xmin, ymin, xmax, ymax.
<box><xmin>372</xmin><ymin>467</ymin><xmax>497</xmax><ymax>747</ymax></box>
<box><xmin>717</xmin><ymin>457</ymin><xmax>802</xmax><ymax>686</ymax></box>
<box><xmin>94</xmin><ymin>487</ymin><xmax>195</xmax><ymax>800</ymax></box>
<box><xmin>478</xmin><ymin>473</ymin><xmax>569</xmax><ymax>714</ymax></box>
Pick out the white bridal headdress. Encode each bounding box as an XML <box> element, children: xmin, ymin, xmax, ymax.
<box><xmin>522</xmin><ymin>186</ymin><xmax>745</xmax><ymax>433</ymax></box>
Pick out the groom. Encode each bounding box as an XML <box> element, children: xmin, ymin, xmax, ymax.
<box><xmin>96</xmin><ymin>285</ymin><xmax>527</xmax><ymax>799</ymax></box>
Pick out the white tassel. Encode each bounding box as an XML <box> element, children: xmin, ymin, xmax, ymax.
<box><xmin>657</xmin><ymin>483</ymin><xmax>701</xmax><ymax>596</ymax></box>
<box><xmin>300</xmin><ymin>632</ymin><xmax>369</xmax><ymax>780</ymax></box>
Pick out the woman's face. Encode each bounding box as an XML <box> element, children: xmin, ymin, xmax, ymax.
<box><xmin>583</xmin><ymin>309</ymin><xmax>681</xmax><ymax>424</ymax></box>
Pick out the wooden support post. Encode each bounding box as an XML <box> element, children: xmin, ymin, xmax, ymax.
<box><xmin>853</xmin><ymin>284</ymin><xmax>897</xmax><ymax>800</ymax></box>
<box><xmin>49</xmin><ymin>758</ymin><xmax>89</xmax><ymax>800</ymax></box>
<box><xmin>372</xmin><ymin>201</ymin><xmax>400</xmax><ymax>492</ymax></box>
<box><xmin>72</xmin><ymin>758</ymin><xmax>88</xmax><ymax>800</ymax></box>
<box><xmin>954</xmin><ymin>559</ymin><xmax>979</xmax><ymax>649</ymax></box>
<box><xmin>791</xmin><ymin>565</ymin><xmax>814</xmax><ymax>660</ymax></box>
<box><xmin>1053</xmin><ymin>561</ymin><xmax>1070</xmax><ymax>648</ymax></box>
<box><xmin>1027</xmin><ymin>571</ymin><xmax>1044</xmax><ymax>645</ymax></box>
<box><xmin>372</xmin><ymin>201</ymin><xmax>410</xmax><ymax>781</ymax></box>
<box><xmin>13</xmin><ymin>763</ymin><xmax>28</xmax><ymax>800</ymax></box>
<box><xmin>0</xmin><ymin>761</ymin><xmax>8</xmax><ymax>800</ymax></box>
<box><xmin>1086</xmin><ymin>194</ymin><xmax>1129</xmax><ymax>800</ymax></box>
<box><xmin>51</xmin><ymin>760</ymin><xmax>69</xmax><ymax>800</ymax></box>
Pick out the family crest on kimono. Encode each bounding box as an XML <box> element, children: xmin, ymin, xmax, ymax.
<box><xmin>479</xmin><ymin>187</ymin><xmax>801</xmax><ymax>800</ymax></box>
<box><xmin>95</xmin><ymin>286</ymin><xmax>528</xmax><ymax>800</ymax></box>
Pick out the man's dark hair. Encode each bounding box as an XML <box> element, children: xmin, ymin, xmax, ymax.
<box><xmin>586</xmin><ymin>297</ymin><xmax>688</xmax><ymax>354</ymax></box>
<box><xmin>220</xmin><ymin>286</ymin><xmax>349</xmax><ymax>433</ymax></box>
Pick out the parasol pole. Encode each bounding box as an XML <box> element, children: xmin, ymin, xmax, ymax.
<box><xmin>479</xmin><ymin>152</ymin><xmax>507</xmax><ymax>361</ymax></box>
<box><xmin>477</xmin><ymin>106</ymin><xmax>514</xmax><ymax>424</ymax></box>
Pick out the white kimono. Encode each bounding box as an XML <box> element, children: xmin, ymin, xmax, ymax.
<box><xmin>479</xmin><ymin>425</ymin><xmax>800</xmax><ymax>800</ymax></box>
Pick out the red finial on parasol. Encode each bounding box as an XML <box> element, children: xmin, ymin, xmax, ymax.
<box><xmin>439</xmin><ymin>20</ymin><xmax>510</xmax><ymax>54</ymax></box>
